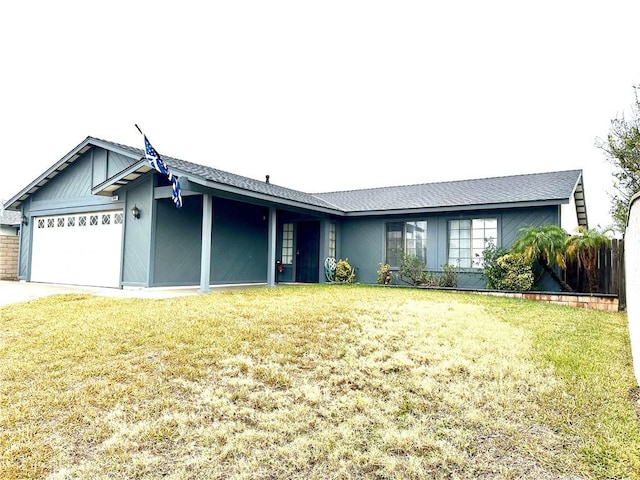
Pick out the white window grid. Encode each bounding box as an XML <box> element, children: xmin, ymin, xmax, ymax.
<box><xmin>282</xmin><ymin>223</ymin><xmax>294</xmax><ymax>265</ymax></box>
<box><xmin>448</xmin><ymin>218</ymin><xmax>497</xmax><ymax>269</ymax></box>
<box><xmin>329</xmin><ymin>223</ymin><xmax>336</xmax><ymax>259</ymax></box>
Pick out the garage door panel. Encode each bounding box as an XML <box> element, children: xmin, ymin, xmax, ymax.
<box><xmin>31</xmin><ymin>211</ymin><xmax>123</xmax><ymax>288</ymax></box>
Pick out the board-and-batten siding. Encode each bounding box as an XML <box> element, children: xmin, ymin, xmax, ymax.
<box><xmin>153</xmin><ymin>195</ymin><xmax>203</xmax><ymax>286</ymax></box>
<box><xmin>501</xmin><ymin>207</ymin><xmax>559</xmax><ymax>247</ymax></box>
<box><xmin>210</xmin><ymin>198</ymin><xmax>269</xmax><ymax>285</ymax></box>
<box><xmin>108</xmin><ymin>151</ymin><xmax>137</xmax><ymax>178</ymax></box>
<box><xmin>33</xmin><ymin>151</ymin><xmax>94</xmax><ymax>202</ymax></box>
<box><xmin>150</xmin><ymin>196</ymin><xmax>269</xmax><ymax>287</ymax></box>
<box><xmin>92</xmin><ymin>148</ymin><xmax>139</xmax><ymax>187</ymax></box>
<box><xmin>122</xmin><ymin>177</ymin><xmax>154</xmax><ymax>286</ymax></box>
<box><xmin>340</xmin><ymin>217</ymin><xmax>385</xmax><ymax>285</ymax></box>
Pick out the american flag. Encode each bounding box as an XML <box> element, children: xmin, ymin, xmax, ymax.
<box><xmin>144</xmin><ymin>135</ymin><xmax>182</xmax><ymax>208</ymax></box>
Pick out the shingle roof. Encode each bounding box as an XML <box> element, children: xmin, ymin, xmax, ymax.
<box><xmin>4</xmin><ymin>136</ymin><xmax>585</xmax><ymax>222</ymax></box>
<box><xmin>93</xmin><ymin>138</ymin><xmax>582</xmax><ymax>214</ymax></box>
<box><xmin>88</xmin><ymin>138</ymin><xmax>340</xmax><ymax>211</ymax></box>
<box><xmin>313</xmin><ymin>170</ymin><xmax>583</xmax><ymax>212</ymax></box>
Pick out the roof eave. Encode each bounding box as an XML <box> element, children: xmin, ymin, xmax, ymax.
<box><xmin>342</xmin><ymin>199</ymin><xmax>570</xmax><ymax>217</ymax></box>
<box><xmin>572</xmin><ymin>172</ymin><xmax>588</xmax><ymax>228</ymax></box>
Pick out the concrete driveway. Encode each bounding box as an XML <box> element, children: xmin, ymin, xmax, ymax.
<box><xmin>0</xmin><ymin>280</ymin><xmax>202</xmax><ymax>307</ymax></box>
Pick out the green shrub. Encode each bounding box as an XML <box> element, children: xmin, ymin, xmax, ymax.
<box><xmin>419</xmin><ymin>271</ymin><xmax>439</xmax><ymax>287</ymax></box>
<box><xmin>495</xmin><ymin>253</ymin><xmax>534</xmax><ymax>291</ymax></box>
<box><xmin>482</xmin><ymin>242</ymin><xmax>509</xmax><ymax>289</ymax></box>
<box><xmin>482</xmin><ymin>241</ymin><xmax>533</xmax><ymax>291</ymax></box>
<box><xmin>438</xmin><ymin>264</ymin><xmax>458</xmax><ymax>288</ymax></box>
<box><xmin>335</xmin><ymin>258</ymin><xmax>356</xmax><ymax>283</ymax></box>
<box><xmin>376</xmin><ymin>263</ymin><xmax>393</xmax><ymax>285</ymax></box>
<box><xmin>397</xmin><ymin>250</ymin><xmax>425</xmax><ymax>286</ymax></box>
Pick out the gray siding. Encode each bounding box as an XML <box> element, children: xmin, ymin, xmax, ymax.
<box><xmin>34</xmin><ymin>152</ymin><xmax>93</xmax><ymax>201</ymax></box>
<box><xmin>122</xmin><ymin>178</ymin><xmax>154</xmax><ymax>286</ymax></box>
<box><xmin>501</xmin><ymin>206</ymin><xmax>559</xmax><ymax>246</ymax></box>
<box><xmin>152</xmin><ymin>195</ymin><xmax>203</xmax><ymax>286</ymax></box>
<box><xmin>29</xmin><ymin>150</ymin><xmax>123</xmax><ymax>215</ymax></box>
<box><xmin>340</xmin><ymin>217</ymin><xmax>384</xmax><ymax>285</ymax></box>
<box><xmin>151</xmin><ymin>196</ymin><xmax>269</xmax><ymax>286</ymax></box>
<box><xmin>210</xmin><ymin>198</ymin><xmax>268</xmax><ymax>284</ymax></box>
<box><xmin>91</xmin><ymin>148</ymin><xmax>137</xmax><ymax>186</ymax></box>
<box><xmin>339</xmin><ymin>205</ymin><xmax>561</xmax><ymax>289</ymax></box>
<box><xmin>92</xmin><ymin>149</ymin><xmax>108</xmax><ymax>187</ymax></box>
<box><xmin>108</xmin><ymin>151</ymin><xmax>136</xmax><ymax>178</ymax></box>
<box><xmin>18</xmin><ymin>199</ymin><xmax>32</xmax><ymax>280</ymax></box>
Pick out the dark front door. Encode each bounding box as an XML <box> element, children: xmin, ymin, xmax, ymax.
<box><xmin>296</xmin><ymin>221</ymin><xmax>320</xmax><ymax>283</ymax></box>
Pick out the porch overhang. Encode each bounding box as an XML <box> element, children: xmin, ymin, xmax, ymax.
<box><xmin>91</xmin><ymin>159</ymin><xmax>154</xmax><ymax>196</ymax></box>
<box><xmin>179</xmin><ymin>176</ymin><xmax>345</xmax><ymax>216</ymax></box>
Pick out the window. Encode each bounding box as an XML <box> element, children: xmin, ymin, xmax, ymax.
<box><xmin>90</xmin><ymin>215</ymin><xmax>98</xmax><ymax>226</ymax></box>
<box><xmin>102</xmin><ymin>214</ymin><xmax>111</xmax><ymax>225</ymax></box>
<box><xmin>448</xmin><ymin>218</ymin><xmax>497</xmax><ymax>268</ymax></box>
<box><xmin>386</xmin><ymin>220</ymin><xmax>427</xmax><ymax>267</ymax></box>
<box><xmin>67</xmin><ymin>216</ymin><xmax>75</xmax><ymax>227</ymax></box>
<box><xmin>79</xmin><ymin>216</ymin><xmax>87</xmax><ymax>227</ymax></box>
<box><xmin>57</xmin><ymin>218</ymin><xmax>64</xmax><ymax>228</ymax></box>
<box><xmin>329</xmin><ymin>223</ymin><xmax>336</xmax><ymax>259</ymax></box>
<box><xmin>282</xmin><ymin>223</ymin><xmax>294</xmax><ymax>264</ymax></box>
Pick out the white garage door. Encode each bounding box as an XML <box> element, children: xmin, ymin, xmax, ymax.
<box><xmin>31</xmin><ymin>211</ymin><xmax>123</xmax><ymax>288</ymax></box>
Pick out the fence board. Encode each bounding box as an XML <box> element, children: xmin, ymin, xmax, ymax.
<box><xmin>565</xmin><ymin>238</ymin><xmax>624</xmax><ymax>303</ymax></box>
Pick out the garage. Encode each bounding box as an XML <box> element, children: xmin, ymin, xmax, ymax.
<box><xmin>30</xmin><ymin>210</ymin><xmax>123</xmax><ymax>288</ymax></box>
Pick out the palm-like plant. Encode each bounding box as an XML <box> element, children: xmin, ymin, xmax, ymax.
<box><xmin>511</xmin><ymin>225</ymin><xmax>573</xmax><ymax>292</ymax></box>
<box><xmin>565</xmin><ymin>227</ymin><xmax>612</xmax><ymax>293</ymax></box>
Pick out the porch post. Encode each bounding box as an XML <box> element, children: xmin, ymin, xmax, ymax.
<box><xmin>267</xmin><ymin>207</ymin><xmax>277</xmax><ymax>287</ymax></box>
<box><xmin>199</xmin><ymin>194</ymin><xmax>212</xmax><ymax>293</ymax></box>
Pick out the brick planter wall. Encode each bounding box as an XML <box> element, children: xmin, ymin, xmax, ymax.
<box><xmin>0</xmin><ymin>235</ymin><xmax>19</xmax><ymax>281</ymax></box>
<box><xmin>477</xmin><ymin>290</ymin><xmax>619</xmax><ymax>311</ymax></box>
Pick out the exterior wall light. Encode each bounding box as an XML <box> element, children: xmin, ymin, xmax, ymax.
<box><xmin>22</xmin><ymin>214</ymin><xmax>29</xmax><ymax>226</ymax></box>
<box><xmin>131</xmin><ymin>205</ymin><xmax>141</xmax><ymax>219</ymax></box>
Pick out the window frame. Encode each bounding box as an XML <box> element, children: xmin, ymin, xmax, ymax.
<box><xmin>385</xmin><ymin>220</ymin><xmax>428</xmax><ymax>268</ymax></box>
<box><xmin>447</xmin><ymin>217</ymin><xmax>498</xmax><ymax>269</ymax></box>
<box><xmin>281</xmin><ymin>223</ymin><xmax>294</xmax><ymax>265</ymax></box>
<box><xmin>328</xmin><ymin>222</ymin><xmax>336</xmax><ymax>259</ymax></box>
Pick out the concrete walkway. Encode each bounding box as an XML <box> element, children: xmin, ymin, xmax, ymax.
<box><xmin>0</xmin><ymin>281</ymin><xmax>203</xmax><ymax>307</ymax></box>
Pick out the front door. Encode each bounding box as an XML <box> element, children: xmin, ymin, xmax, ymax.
<box><xmin>295</xmin><ymin>221</ymin><xmax>320</xmax><ymax>283</ymax></box>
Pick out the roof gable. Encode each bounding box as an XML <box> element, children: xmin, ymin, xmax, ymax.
<box><xmin>4</xmin><ymin>137</ymin><xmax>141</xmax><ymax>210</ymax></box>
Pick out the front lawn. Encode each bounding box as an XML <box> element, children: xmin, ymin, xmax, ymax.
<box><xmin>1</xmin><ymin>285</ymin><xmax>638</xmax><ymax>479</ymax></box>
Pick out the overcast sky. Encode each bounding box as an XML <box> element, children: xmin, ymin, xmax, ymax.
<box><xmin>1</xmin><ymin>1</ymin><xmax>638</xmax><ymax>230</ymax></box>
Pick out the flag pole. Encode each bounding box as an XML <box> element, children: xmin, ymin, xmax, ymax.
<box><xmin>134</xmin><ymin>124</ymin><xmax>143</xmax><ymax>135</ymax></box>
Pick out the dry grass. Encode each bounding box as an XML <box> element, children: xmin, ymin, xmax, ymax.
<box><xmin>0</xmin><ymin>285</ymin><xmax>638</xmax><ymax>479</ymax></box>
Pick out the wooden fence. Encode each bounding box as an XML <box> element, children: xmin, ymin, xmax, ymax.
<box><xmin>564</xmin><ymin>239</ymin><xmax>626</xmax><ymax>309</ymax></box>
